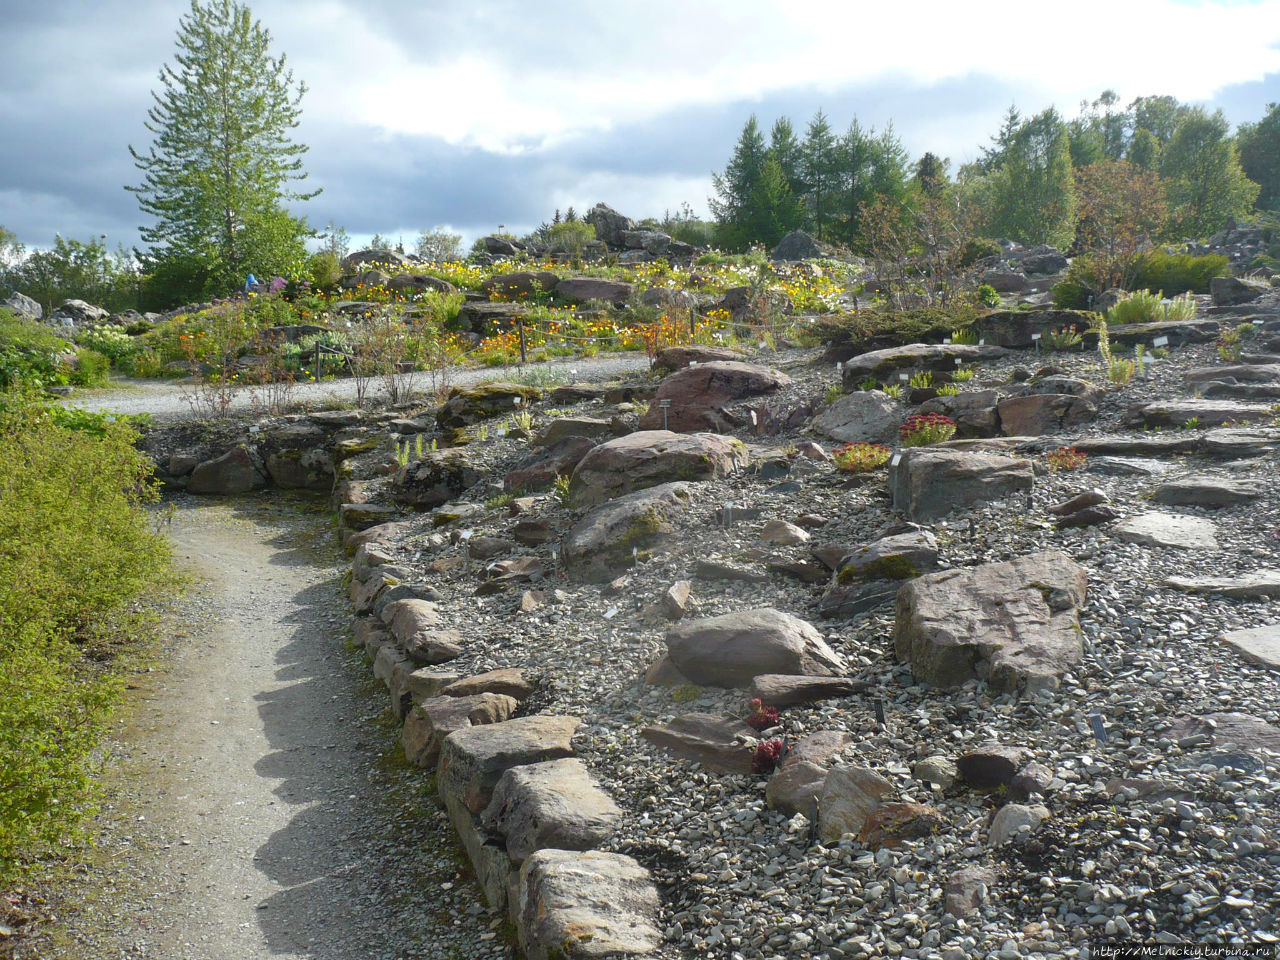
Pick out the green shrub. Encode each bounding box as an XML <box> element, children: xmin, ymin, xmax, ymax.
<box><xmin>308</xmin><ymin>250</ymin><xmax>341</xmax><ymax>290</ymax></box>
<box><xmin>814</xmin><ymin>306</ymin><xmax>983</xmax><ymax>355</ymax></box>
<box><xmin>956</xmin><ymin>238</ymin><xmax>1003</xmax><ymax>268</ymax></box>
<box><xmin>0</xmin><ymin>397</ymin><xmax>168</xmax><ymax>877</ymax></box>
<box><xmin>70</xmin><ymin>347</ymin><xmax>110</xmax><ymax>386</ymax></box>
<box><xmin>0</xmin><ymin>310</ymin><xmax>74</xmax><ymax>389</ymax></box>
<box><xmin>1106</xmin><ymin>289</ymin><xmax>1164</xmax><ymax>325</ymax></box>
<box><xmin>1051</xmin><ymin>276</ymin><xmax>1093</xmax><ymax>309</ymax></box>
<box><xmin>976</xmin><ymin>284</ymin><xmax>1001</xmax><ymax>307</ymax></box>
<box><xmin>78</xmin><ymin>325</ymin><xmax>138</xmax><ymax>364</ymax></box>
<box><xmin>1131</xmin><ymin>250</ymin><xmax>1229</xmax><ymax>295</ymax></box>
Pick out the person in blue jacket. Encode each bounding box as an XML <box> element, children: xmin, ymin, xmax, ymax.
<box><xmin>245</xmin><ymin>273</ymin><xmax>257</xmax><ymax>293</ymax></box>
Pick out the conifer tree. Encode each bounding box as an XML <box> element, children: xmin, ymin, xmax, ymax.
<box><xmin>128</xmin><ymin>0</ymin><xmax>317</xmax><ymax>299</ymax></box>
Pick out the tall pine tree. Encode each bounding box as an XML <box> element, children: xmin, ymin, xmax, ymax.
<box><xmin>710</xmin><ymin>115</ymin><xmax>768</xmax><ymax>249</ymax></box>
<box><xmin>128</xmin><ymin>0</ymin><xmax>316</xmax><ymax>300</ymax></box>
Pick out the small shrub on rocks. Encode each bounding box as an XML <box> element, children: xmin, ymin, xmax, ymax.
<box><xmin>752</xmin><ymin>738</ymin><xmax>784</xmax><ymax>774</ymax></box>
<box><xmin>900</xmin><ymin>412</ymin><xmax>956</xmax><ymax>446</ymax></box>
<box><xmin>746</xmin><ymin>698</ymin><xmax>780</xmax><ymax>731</ymax></box>
<box><xmin>832</xmin><ymin>442</ymin><xmax>892</xmax><ymax>473</ymax></box>
<box><xmin>1041</xmin><ymin>324</ymin><xmax>1083</xmax><ymax>351</ymax></box>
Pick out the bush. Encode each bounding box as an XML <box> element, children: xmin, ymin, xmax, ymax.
<box><xmin>307</xmin><ymin>250</ymin><xmax>341</xmax><ymax>290</ymax></box>
<box><xmin>814</xmin><ymin>306</ymin><xmax>983</xmax><ymax>356</ymax></box>
<box><xmin>0</xmin><ymin>309</ymin><xmax>74</xmax><ymax>389</ymax></box>
<box><xmin>1105</xmin><ymin>289</ymin><xmax>1196</xmax><ymax>325</ymax></box>
<box><xmin>832</xmin><ymin>442</ymin><xmax>892</xmax><ymax>473</ymax></box>
<box><xmin>78</xmin><ymin>325</ymin><xmax>138</xmax><ymax>364</ymax></box>
<box><xmin>976</xmin><ymin>284</ymin><xmax>1001</xmax><ymax>307</ymax></box>
<box><xmin>1131</xmin><ymin>250</ymin><xmax>1229</xmax><ymax>295</ymax></box>
<box><xmin>956</xmin><ymin>237</ymin><xmax>1003</xmax><ymax>268</ymax></box>
<box><xmin>70</xmin><ymin>347</ymin><xmax>110</xmax><ymax>386</ymax></box>
<box><xmin>0</xmin><ymin>397</ymin><xmax>167</xmax><ymax>877</ymax></box>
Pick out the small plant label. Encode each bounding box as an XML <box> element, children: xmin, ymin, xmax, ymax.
<box><xmin>1089</xmin><ymin>714</ymin><xmax>1109</xmax><ymax>744</ymax></box>
<box><xmin>249</xmin><ymin>425</ymin><xmax>260</xmax><ymax>433</ymax></box>
<box><xmin>513</xmin><ymin>396</ymin><xmax>522</xmax><ymax>406</ymax></box>
<box><xmin>955</xmin><ymin>357</ymin><xmax>963</xmax><ymax>365</ymax></box>
<box><xmin>688</xmin><ymin>360</ymin><xmax>697</xmax><ymax>366</ymax></box>
<box><xmin>890</xmin><ymin>452</ymin><xmax>903</xmax><ymax>467</ymax></box>
<box><xmin>1153</xmin><ymin>336</ymin><xmax>1169</xmax><ymax>347</ymax></box>
<box><xmin>898</xmin><ymin>373</ymin><xmax>909</xmax><ymax>382</ymax></box>
<box><xmin>604</xmin><ymin>606</ymin><xmax>619</xmax><ymax>620</ymax></box>
<box><xmin>1031</xmin><ymin>333</ymin><xmax>1042</xmax><ymax>340</ymax></box>
<box><xmin>942</xmin><ymin>337</ymin><xmax>951</xmax><ymax>344</ymax></box>
<box><xmin>836</xmin><ymin>361</ymin><xmax>843</xmax><ymax>373</ymax></box>
<box><xmin>978</xmin><ymin>338</ymin><xmax>985</xmax><ymax>346</ymax></box>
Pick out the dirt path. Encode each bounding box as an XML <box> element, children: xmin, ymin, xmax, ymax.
<box><xmin>33</xmin><ymin>496</ymin><xmax>500</xmax><ymax>960</ymax></box>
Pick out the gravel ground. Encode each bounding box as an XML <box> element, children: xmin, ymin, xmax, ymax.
<box><xmin>13</xmin><ymin>496</ymin><xmax>500</xmax><ymax>960</ymax></box>
<box><xmin>341</xmin><ymin>335</ymin><xmax>1280</xmax><ymax>959</ymax></box>
<box><xmin>63</xmin><ymin>354</ymin><xmax>651</xmax><ymax>420</ymax></box>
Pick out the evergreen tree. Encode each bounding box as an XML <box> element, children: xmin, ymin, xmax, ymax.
<box><xmin>800</xmin><ymin>111</ymin><xmax>840</xmax><ymax>240</ymax></box>
<box><xmin>564</xmin><ymin>206</ymin><xmax>578</xmax><ymax>222</ymax></box>
<box><xmin>980</xmin><ymin>107</ymin><xmax>1078</xmax><ymax>248</ymax></box>
<box><xmin>1237</xmin><ymin>102</ymin><xmax>1280</xmax><ymax>211</ymax></box>
<box><xmin>710</xmin><ymin>115</ymin><xmax>768</xmax><ymax>249</ymax></box>
<box><xmin>127</xmin><ymin>0</ymin><xmax>316</xmax><ymax>298</ymax></box>
<box><xmin>769</xmin><ymin>117</ymin><xmax>804</xmax><ymax>201</ymax></box>
<box><xmin>978</xmin><ymin>105</ymin><xmax>1022</xmax><ymax>172</ymax></box>
<box><xmin>833</xmin><ymin>121</ymin><xmax>912</xmax><ymax>250</ymax></box>
<box><xmin>914</xmin><ymin>152</ymin><xmax>949</xmax><ymax>197</ymax></box>
<box><xmin>1127</xmin><ymin>128</ymin><xmax>1161</xmax><ymax>170</ymax></box>
<box><xmin>745</xmin><ymin>156</ymin><xmax>805</xmax><ymax>248</ymax></box>
<box><xmin>1160</xmin><ymin>107</ymin><xmax>1259</xmax><ymax>237</ymax></box>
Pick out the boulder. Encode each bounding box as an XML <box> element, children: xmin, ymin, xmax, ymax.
<box><xmin>973</xmin><ymin>310</ymin><xmax>1094</xmax><ymax>348</ymax></box>
<box><xmin>890</xmin><ymin>449</ymin><xmax>1034</xmax><ymax>522</ymax></box>
<box><xmin>639</xmin><ymin>714</ymin><xmax>757</xmax><ymax>774</ymax></box>
<box><xmin>1185</xmin><ymin>363</ymin><xmax>1280</xmax><ymax>384</ymax></box>
<box><xmin>338</xmin><ymin>269</ymin><xmax>390</xmax><ymax>291</ymax></box>
<box><xmin>810</xmin><ymin>390</ymin><xmax>900</xmax><ymax>444</ymax></box>
<box><xmin>637</xmin><ymin>362</ymin><xmax>792</xmax><ymax>433</ymax></box>
<box><xmin>989</xmin><ymin>803</ymin><xmax>1049</xmax><ymax>847</ymax></box>
<box><xmin>818</xmin><ymin>766</ymin><xmax>894</xmax><ymax>842</ymax></box>
<box><xmin>514</xmin><ymin>850</ymin><xmax>661</xmax><ymax>960</ymax></box>
<box><xmin>386</xmin><ymin>273</ymin><xmax>457</xmax><ymax>296</ymax></box>
<box><xmin>479</xmin><ymin>271</ymin><xmax>559</xmax><ymax>299</ymax></box>
<box><xmin>392</xmin><ymin>449</ymin><xmax>483</xmax><ymax>510</ymax></box>
<box><xmin>894</xmin><ymin>551</ymin><xmax>1087</xmax><ymax>692</ymax></box>
<box><xmin>619</xmin><ymin>229</ymin><xmax>671</xmax><ymax>253</ymax></box>
<box><xmin>341</xmin><ymin>249</ymin><xmax>410</xmax><ymax>271</ymax></box>
<box><xmin>568</xmin><ymin>431</ymin><xmax>748</xmax><ymax>507</ymax></box>
<box><xmin>402</xmin><ymin>693</ymin><xmax>518</xmax><ymax>767</ymax></box>
<box><xmin>770</xmin><ymin>230</ymin><xmax>826</xmax><ymax>261</ymax></box>
<box><xmin>1020</xmin><ymin>248</ymin><xmax>1069</xmax><ymax>274</ymax></box>
<box><xmin>766</xmin><ymin>761</ymin><xmax>828</xmax><ymax>817</ymax></box>
<box><xmin>438</xmin><ymin>715</ymin><xmax>580</xmax><ymax>815</ymax></box>
<box><xmin>1167</xmin><ymin>712</ymin><xmax>1280</xmax><ymax>753</ymax></box>
<box><xmin>533</xmin><ymin>416</ymin><xmax>614</xmax><ymax>446</ymax></box>
<box><xmin>53</xmin><ymin>299</ymin><xmax>109</xmax><ymax>324</ymax></box>
<box><xmin>918</xmin><ymin>391</ymin><xmax>1002</xmax><ymax>439</ymax></box>
<box><xmin>841</xmin><ymin>343</ymin><xmax>1007</xmax><ymax>382</ymax></box>
<box><xmin>945</xmin><ymin>867</ymin><xmax>996</xmax><ymax>918</ymax></box>
<box><xmin>1222</xmin><ymin>625</ymin><xmax>1280</xmax><ymax>670</ymax></box>
<box><xmin>481</xmin><ymin>235</ymin><xmax>521</xmax><ymax>256</ymax></box>
<box><xmin>561</xmin><ymin>482</ymin><xmax>693</xmax><ymax>582</ymax></box>
<box><xmin>481</xmin><ymin>758</ymin><xmax>620</xmax><ymax>862</ymax></box>
<box><xmin>665</xmin><ymin>608</ymin><xmax>846</xmax><ymax>688</ymax></box>
<box><xmin>555</xmin><ymin>277</ymin><xmax>633</xmax><ymax>305</ymax></box>
<box><xmin>858</xmin><ymin>802</ymin><xmax>947</xmax><ymax>850</ymax></box>
<box><xmin>749</xmin><ymin>674</ymin><xmax>863</xmax><ymax>707</ymax></box>
<box><xmin>187</xmin><ymin>445</ymin><xmax>268</xmax><ymax>495</ymax></box>
<box><xmin>1150</xmin><ymin>475</ymin><xmax>1264</xmax><ymax>508</ymax></box>
<box><xmin>836</xmin><ymin>527</ymin><xmax>938</xmax><ymax>583</ymax></box>
<box><xmin>1105</xmin><ymin>319</ymin><xmax>1219</xmax><ymax>347</ymax></box>
<box><xmin>340</xmin><ymin>503</ymin><xmax>401</xmax><ymax>530</ymax></box>
<box><xmin>650</xmin><ymin>344</ymin><xmax>744</xmax><ymax>374</ymax></box>
<box><xmin>982</xmin><ymin>269</ymin><xmax>1030</xmax><ymax>293</ymax></box>
<box><xmin>2</xmin><ymin>291</ymin><xmax>41</xmax><ymax>320</ymax></box>
<box><xmin>1114</xmin><ymin>513</ymin><xmax>1218</xmax><ymax>550</ymax></box>
<box><xmin>958</xmin><ymin>743</ymin><xmax>1033</xmax><ymax>789</ymax></box>
<box><xmin>381</xmin><ymin>598</ymin><xmax>463</xmax><ymax>664</ymax></box>
<box><xmin>1130</xmin><ymin>399</ymin><xmax>1275</xmax><ymax>429</ymax></box>
<box><xmin>585</xmin><ymin>203</ymin><xmax>636</xmax><ymax>247</ymax></box>
<box><xmin>436</xmin><ymin>382</ymin><xmax>542</xmax><ymax>431</ymax></box>
<box><xmin>996</xmin><ymin>393</ymin><xmax>1097</xmax><ymax>436</ymax></box>
<box><xmin>262</xmin><ymin>425</ymin><xmax>334</xmax><ymax>491</ymax></box>
<box><xmin>1211</xmin><ymin>275</ymin><xmax>1269</xmax><ymax>306</ymax></box>
<box><xmin>441</xmin><ymin>668</ymin><xmax>537</xmax><ymax>700</ymax></box>
<box><xmin>504</xmin><ymin>436</ymin><xmax>597</xmax><ymax>492</ymax></box>
<box><xmin>760</xmin><ymin>519</ymin><xmax>809</xmax><ymax>546</ymax></box>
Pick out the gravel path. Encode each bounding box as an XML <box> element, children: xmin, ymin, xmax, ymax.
<box><xmin>29</xmin><ymin>496</ymin><xmax>494</xmax><ymax>960</ymax></box>
<box><xmin>65</xmin><ymin>354</ymin><xmax>651</xmax><ymax>419</ymax></box>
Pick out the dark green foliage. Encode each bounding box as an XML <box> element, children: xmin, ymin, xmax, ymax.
<box><xmin>976</xmin><ymin>107</ymin><xmax>1078</xmax><ymax>248</ymax></box>
<box><xmin>1130</xmin><ymin>250</ymin><xmax>1230</xmax><ymax>294</ymax></box>
<box><xmin>956</xmin><ymin>238</ymin><xmax>1003</xmax><ymax>268</ymax></box>
<box><xmin>3</xmin><ymin>235</ymin><xmax>139</xmax><ymax>315</ymax></box>
<box><xmin>1160</xmin><ymin>107</ymin><xmax>1258</xmax><ymax>237</ymax></box>
<box><xmin>71</xmin><ymin>348</ymin><xmax>110</xmax><ymax>387</ymax></box>
<box><xmin>814</xmin><ymin>305</ymin><xmax>983</xmax><ymax>356</ymax></box>
<box><xmin>1237</xmin><ymin>101</ymin><xmax>1280</xmax><ymax>211</ymax></box>
<box><xmin>0</xmin><ymin>310</ymin><xmax>75</xmax><ymax>389</ymax></box>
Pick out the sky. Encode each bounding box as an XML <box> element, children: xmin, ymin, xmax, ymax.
<box><xmin>2</xmin><ymin>0</ymin><xmax>1279</xmax><ymax>254</ymax></box>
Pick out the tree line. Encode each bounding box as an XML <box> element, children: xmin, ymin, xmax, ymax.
<box><xmin>710</xmin><ymin>91</ymin><xmax>1279</xmax><ymax>254</ymax></box>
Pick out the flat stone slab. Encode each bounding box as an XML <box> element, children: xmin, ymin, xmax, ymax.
<box><xmin>1149</xmin><ymin>475</ymin><xmax>1264</xmax><ymax>508</ymax></box>
<box><xmin>1165</xmin><ymin>571</ymin><xmax>1280</xmax><ymax>599</ymax></box>
<box><xmin>890</xmin><ymin>449</ymin><xmax>1034</xmax><ymax>522</ymax></box>
<box><xmin>1129</xmin><ymin>399</ymin><xmax>1275</xmax><ymax>429</ymax></box>
<box><xmin>1185</xmin><ymin>363</ymin><xmax>1280</xmax><ymax>384</ymax></box>
<box><xmin>1167</xmin><ymin>712</ymin><xmax>1280</xmax><ymax>753</ymax></box>
<box><xmin>840</xmin><ymin>343</ymin><xmax>1007</xmax><ymax>381</ymax></box>
<box><xmin>640</xmin><ymin>713</ymin><xmax>757</xmax><ymax>774</ymax></box>
<box><xmin>1222</xmin><ymin>624</ymin><xmax>1280</xmax><ymax>670</ymax></box>
<box><xmin>402</xmin><ymin>693</ymin><xmax>518</xmax><ymax>768</ymax></box>
<box><xmin>748</xmin><ymin>674</ymin><xmax>865</xmax><ymax>707</ymax></box>
<box><xmin>664</xmin><ymin>607</ymin><xmax>846</xmax><ymax>688</ymax></box>
<box><xmin>438</xmin><ymin>715</ymin><xmax>580</xmax><ymax>814</ymax></box>
<box><xmin>482</xmin><ymin>758</ymin><xmax>621</xmax><ymax>863</ymax></box>
<box><xmin>568</xmin><ymin>430</ymin><xmax>749</xmax><ymax>507</ymax></box>
<box><xmin>515</xmin><ymin>850</ymin><xmax>662</xmax><ymax>960</ymax></box>
<box><xmin>894</xmin><ymin>551</ymin><xmax>1087</xmax><ymax>692</ymax></box>
<box><xmin>1114</xmin><ymin>513</ymin><xmax>1218</xmax><ymax>550</ymax></box>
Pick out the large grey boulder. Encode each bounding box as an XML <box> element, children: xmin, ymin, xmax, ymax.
<box><xmin>514</xmin><ymin>850</ymin><xmax>661</xmax><ymax>960</ymax></box>
<box><xmin>568</xmin><ymin>431</ymin><xmax>748</xmax><ymax>508</ymax></box>
<box><xmin>1211</xmin><ymin>275</ymin><xmax>1269</xmax><ymax>306</ymax></box>
<box><xmin>2</xmin><ymin>291</ymin><xmax>41</xmax><ymax>320</ymax></box>
<box><xmin>836</xmin><ymin>527</ymin><xmax>938</xmax><ymax>583</ymax></box>
<box><xmin>818</xmin><ymin>766</ymin><xmax>894</xmax><ymax>842</ymax></box>
<box><xmin>997</xmin><ymin>393</ymin><xmax>1097</xmax><ymax>436</ymax></box>
<box><xmin>481</xmin><ymin>758</ymin><xmax>620</xmax><ymax>863</ymax></box>
<box><xmin>973</xmin><ymin>310</ymin><xmax>1093</xmax><ymax>348</ymax></box>
<box><xmin>890</xmin><ymin>448</ymin><xmax>1034</xmax><ymax>521</ymax></box>
<box><xmin>1130</xmin><ymin>399</ymin><xmax>1275</xmax><ymax>429</ymax></box>
<box><xmin>187</xmin><ymin>444</ymin><xmax>268</xmax><ymax>495</ymax></box>
<box><xmin>585</xmin><ymin>203</ymin><xmax>636</xmax><ymax>247</ymax></box>
<box><xmin>810</xmin><ymin>390</ymin><xmax>900</xmax><ymax>443</ymax></box>
<box><xmin>770</xmin><ymin>230</ymin><xmax>826</xmax><ymax>261</ymax></box>
<box><xmin>640</xmin><ymin>714</ymin><xmax>758</xmax><ymax>774</ymax></box>
<box><xmin>637</xmin><ymin>361</ymin><xmax>791</xmax><ymax>433</ymax></box>
<box><xmin>1150</xmin><ymin>475</ymin><xmax>1264</xmax><ymax>508</ymax></box>
<box><xmin>894</xmin><ymin>551</ymin><xmax>1088</xmax><ymax>692</ymax></box>
<box><xmin>480</xmin><ymin>270</ymin><xmax>560</xmax><ymax>299</ymax></box>
<box><xmin>436</xmin><ymin>382</ymin><xmax>542</xmax><ymax>431</ymax></box>
<box><xmin>918</xmin><ymin>390</ymin><xmax>1002</xmax><ymax>438</ymax></box>
<box><xmin>53</xmin><ymin>299</ymin><xmax>109</xmax><ymax>325</ymax></box>
<box><xmin>981</xmin><ymin>269</ymin><xmax>1030</xmax><ymax>293</ymax></box>
<box><xmin>650</xmin><ymin>344</ymin><xmax>744</xmax><ymax>374</ymax></box>
<box><xmin>438</xmin><ymin>715</ymin><xmax>580</xmax><ymax>815</ymax></box>
<box><xmin>386</xmin><ymin>273</ymin><xmax>457</xmax><ymax>296</ymax></box>
<box><xmin>381</xmin><ymin>598</ymin><xmax>463</xmax><ymax>664</ymax></box>
<box><xmin>664</xmin><ymin>607</ymin><xmax>846</xmax><ymax>688</ymax></box>
<box><xmin>555</xmin><ymin>277</ymin><xmax>633</xmax><ymax>305</ymax></box>
<box><xmin>391</xmin><ymin>449</ymin><xmax>483</xmax><ymax>510</ymax></box>
<box><xmin>561</xmin><ymin>481</ymin><xmax>693</xmax><ymax>582</ymax></box>
<box><xmin>341</xmin><ymin>248</ymin><xmax>410</xmax><ymax>271</ymax></box>
<box><xmin>1019</xmin><ymin>248</ymin><xmax>1069</xmax><ymax>274</ymax></box>
<box><xmin>261</xmin><ymin>423</ymin><xmax>334</xmax><ymax>491</ymax></box>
